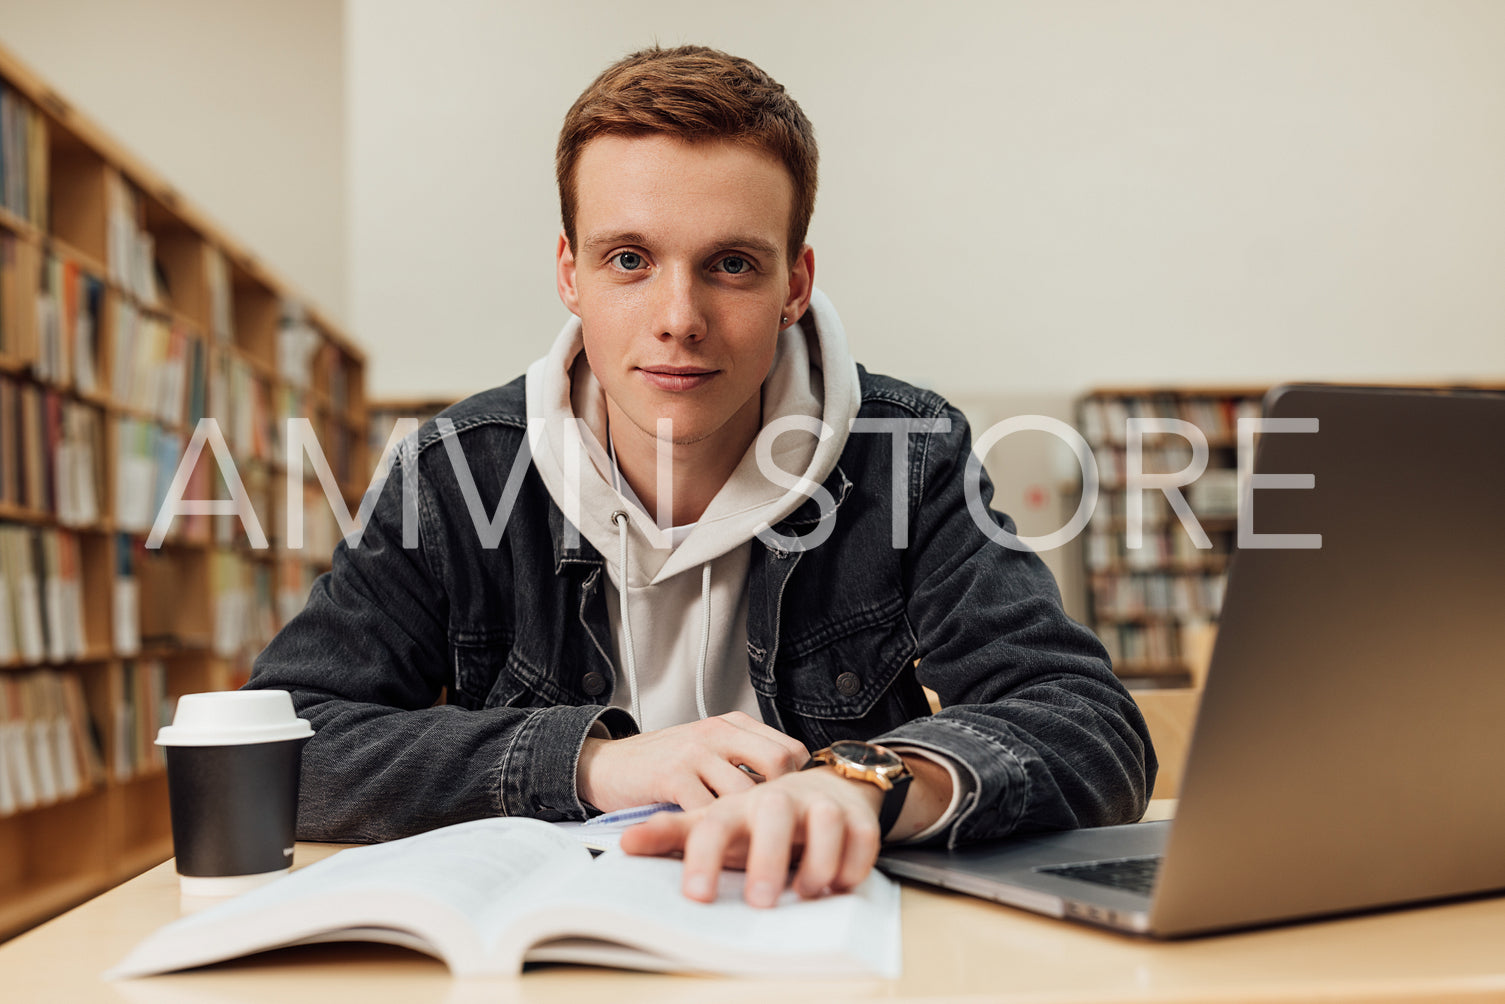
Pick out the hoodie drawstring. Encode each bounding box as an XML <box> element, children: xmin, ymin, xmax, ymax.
<box><xmin>694</xmin><ymin>562</ymin><xmax>712</xmax><ymax>720</ymax></box>
<box><xmin>612</xmin><ymin>510</ymin><xmax>713</xmax><ymax>729</ymax></box>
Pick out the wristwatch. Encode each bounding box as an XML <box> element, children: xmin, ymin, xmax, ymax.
<box><xmin>802</xmin><ymin>740</ymin><xmax>913</xmax><ymax>838</ymax></box>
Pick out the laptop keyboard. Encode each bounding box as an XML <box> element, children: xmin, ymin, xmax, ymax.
<box><xmin>1039</xmin><ymin>855</ymin><xmax>1162</xmax><ymax>896</ymax></box>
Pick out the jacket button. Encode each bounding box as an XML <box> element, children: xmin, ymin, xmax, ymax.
<box><xmin>582</xmin><ymin>672</ymin><xmax>607</xmax><ymax>696</ymax></box>
<box><xmin>835</xmin><ymin>672</ymin><xmax>862</xmax><ymax>697</ymax></box>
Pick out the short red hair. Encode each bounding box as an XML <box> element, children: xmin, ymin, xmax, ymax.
<box><xmin>556</xmin><ymin>45</ymin><xmax>818</xmax><ymax>263</ymax></box>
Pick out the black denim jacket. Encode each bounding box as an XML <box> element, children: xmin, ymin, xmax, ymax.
<box><xmin>247</xmin><ymin>368</ymin><xmax>1156</xmax><ymax>845</ymax></box>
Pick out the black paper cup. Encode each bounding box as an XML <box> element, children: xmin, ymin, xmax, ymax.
<box><xmin>157</xmin><ymin>691</ymin><xmax>313</xmax><ymax>896</ymax></box>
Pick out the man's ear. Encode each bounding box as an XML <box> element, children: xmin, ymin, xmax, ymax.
<box><xmin>782</xmin><ymin>244</ymin><xmax>815</xmax><ymax>325</ymax></box>
<box><xmin>556</xmin><ymin>230</ymin><xmax>582</xmax><ymax>317</ymax></box>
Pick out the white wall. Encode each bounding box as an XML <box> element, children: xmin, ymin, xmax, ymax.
<box><xmin>0</xmin><ymin>0</ymin><xmax>347</xmax><ymax>325</ymax></box>
<box><xmin>350</xmin><ymin>0</ymin><xmax>1505</xmax><ymax>402</ymax></box>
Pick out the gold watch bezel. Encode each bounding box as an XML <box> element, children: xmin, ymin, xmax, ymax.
<box><xmin>812</xmin><ymin>740</ymin><xmax>911</xmax><ymax>791</ymax></box>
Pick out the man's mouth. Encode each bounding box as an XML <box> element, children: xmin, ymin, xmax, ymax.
<box><xmin>638</xmin><ymin>366</ymin><xmax>718</xmax><ymax>391</ymax></box>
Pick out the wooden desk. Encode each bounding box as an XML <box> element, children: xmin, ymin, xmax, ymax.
<box><xmin>3</xmin><ymin>802</ymin><xmax>1504</xmax><ymax>1003</ymax></box>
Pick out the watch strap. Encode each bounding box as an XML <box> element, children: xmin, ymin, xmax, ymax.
<box><xmin>876</xmin><ymin>770</ymin><xmax>912</xmax><ymax>838</ymax></box>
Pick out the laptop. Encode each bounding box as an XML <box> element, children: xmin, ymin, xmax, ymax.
<box><xmin>878</xmin><ymin>384</ymin><xmax>1505</xmax><ymax>937</ymax></box>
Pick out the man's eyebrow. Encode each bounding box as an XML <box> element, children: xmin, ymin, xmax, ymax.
<box><xmin>578</xmin><ymin>231</ymin><xmax>783</xmax><ymax>260</ymax></box>
<box><xmin>579</xmin><ymin>231</ymin><xmax>648</xmax><ymax>256</ymax></box>
<box><xmin>714</xmin><ymin>235</ymin><xmax>782</xmax><ymax>260</ymax></box>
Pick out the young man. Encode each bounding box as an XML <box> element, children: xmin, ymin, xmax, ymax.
<box><xmin>248</xmin><ymin>45</ymin><xmax>1155</xmax><ymax>907</ymax></box>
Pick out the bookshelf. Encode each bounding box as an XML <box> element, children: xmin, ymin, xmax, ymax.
<box><xmin>1072</xmin><ymin>386</ymin><xmax>1268</xmax><ymax>688</ymax></box>
<box><xmin>0</xmin><ymin>43</ymin><xmax>367</xmax><ymax>939</ymax></box>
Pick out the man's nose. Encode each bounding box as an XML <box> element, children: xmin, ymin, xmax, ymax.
<box><xmin>654</xmin><ymin>265</ymin><xmax>707</xmax><ymax>342</ymax></box>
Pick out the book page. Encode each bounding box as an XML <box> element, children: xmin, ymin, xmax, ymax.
<box><xmin>511</xmin><ymin>851</ymin><xmax>902</xmax><ymax>979</ymax></box>
<box><xmin>109</xmin><ymin>818</ymin><xmax>590</xmax><ymax>979</ymax></box>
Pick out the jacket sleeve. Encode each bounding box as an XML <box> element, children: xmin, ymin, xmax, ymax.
<box><xmin>244</xmin><ymin>445</ymin><xmax>634</xmax><ymax>843</ymax></box>
<box><xmin>872</xmin><ymin>404</ymin><xmax>1156</xmax><ymax>847</ymax></box>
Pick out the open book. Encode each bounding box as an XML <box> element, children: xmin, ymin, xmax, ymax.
<box><xmin>107</xmin><ymin>817</ymin><xmax>901</xmax><ymax>980</ymax></box>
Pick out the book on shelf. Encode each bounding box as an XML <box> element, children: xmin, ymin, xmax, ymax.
<box><xmin>1079</xmin><ymin>393</ymin><xmax>1264</xmax><ymax>447</ymax></box>
<box><xmin>0</xmin><ymin>533</ymin><xmax>12</xmax><ymax>664</ymax></box>
<box><xmin>113</xmin><ymin>533</ymin><xmax>141</xmax><ymax>656</ymax></box>
<box><xmin>0</xmin><ymin>525</ymin><xmax>87</xmax><ymax>664</ymax></box>
<box><xmin>105</xmin><ymin>169</ymin><xmax>155</xmax><ymax>305</ymax></box>
<box><xmin>113</xmin><ymin>658</ymin><xmax>168</xmax><ymax>781</ymax></box>
<box><xmin>52</xmin><ymin>396</ymin><xmax>104</xmax><ymax>527</ymax></box>
<box><xmin>205</xmin><ymin>245</ymin><xmax>232</xmax><ymax>343</ymax></box>
<box><xmin>277</xmin><ymin>300</ymin><xmax>319</xmax><ymax>389</ymax></box>
<box><xmin>1092</xmin><ymin>571</ymin><xmax>1228</xmax><ymax>620</ymax></box>
<box><xmin>107</xmin><ymin>816</ymin><xmax>901</xmax><ymax>980</ymax></box>
<box><xmin>210</xmin><ymin>551</ymin><xmax>276</xmax><ymax>662</ymax></box>
<box><xmin>34</xmin><ymin>253</ymin><xmax>104</xmax><ymax>392</ymax></box>
<box><xmin>0</xmin><ymin>669</ymin><xmax>104</xmax><ymax>815</ymax></box>
<box><xmin>113</xmin><ymin>417</ymin><xmax>158</xmax><ymax>533</ymax></box>
<box><xmin>112</xmin><ymin>309</ymin><xmax>202</xmax><ymax>426</ymax></box>
<box><xmin>112</xmin><ymin>416</ymin><xmax>204</xmax><ymax>539</ymax></box>
<box><xmin>60</xmin><ymin>671</ymin><xmax>105</xmax><ymax>789</ymax></box>
<box><xmin>214</xmin><ymin>355</ymin><xmax>273</xmax><ymax>461</ymax></box>
<box><xmin>2</xmin><ymin>525</ymin><xmax>45</xmax><ymax>662</ymax></box>
<box><xmin>0</xmin><ymin>375</ymin><xmax>22</xmax><ymax>506</ymax></box>
<box><xmin>0</xmin><ymin>675</ymin><xmax>39</xmax><ymax>811</ymax></box>
<box><xmin>0</xmin><ymin>80</ymin><xmax>49</xmax><ymax>228</ymax></box>
<box><xmin>1</xmin><ymin>231</ymin><xmax>42</xmax><ymax>363</ymax></box>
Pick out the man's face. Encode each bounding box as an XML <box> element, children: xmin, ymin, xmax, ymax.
<box><xmin>557</xmin><ymin>134</ymin><xmax>813</xmax><ymax>453</ymax></box>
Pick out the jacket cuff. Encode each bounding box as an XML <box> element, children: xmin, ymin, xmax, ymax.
<box><xmin>874</xmin><ymin>715</ymin><xmax>1027</xmax><ymax>849</ymax></box>
<box><xmin>496</xmin><ymin>705</ymin><xmax>638</xmax><ymax>822</ymax></box>
<box><xmin>880</xmin><ymin>744</ymin><xmax>974</xmax><ymax>844</ymax></box>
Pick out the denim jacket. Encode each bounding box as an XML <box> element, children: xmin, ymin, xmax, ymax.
<box><xmin>247</xmin><ymin>367</ymin><xmax>1155</xmax><ymax>845</ymax></box>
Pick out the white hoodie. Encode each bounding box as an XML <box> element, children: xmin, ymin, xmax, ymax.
<box><xmin>525</xmin><ymin>288</ymin><xmax>861</xmax><ymax>731</ymax></box>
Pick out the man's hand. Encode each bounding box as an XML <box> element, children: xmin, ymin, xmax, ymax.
<box><xmin>619</xmin><ymin>753</ymin><xmax>955</xmax><ymax>907</ymax></box>
<box><xmin>576</xmin><ymin>711</ymin><xmax>809</xmax><ymax>813</ymax></box>
<box><xmin>619</xmin><ymin>766</ymin><xmax>884</xmax><ymax>907</ymax></box>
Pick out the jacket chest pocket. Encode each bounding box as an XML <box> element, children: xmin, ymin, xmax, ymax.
<box><xmin>773</xmin><ymin>602</ymin><xmax>925</xmax><ymax>747</ymax></box>
<box><xmin>448</xmin><ymin>629</ymin><xmax>531</xmax><ymax>711</ymax></box>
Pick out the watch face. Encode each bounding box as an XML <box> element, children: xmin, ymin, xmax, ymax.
<box><xmin>829</xmin><ymin>740</ymin><xmax>903</xmax><ymax>771</ymax></box>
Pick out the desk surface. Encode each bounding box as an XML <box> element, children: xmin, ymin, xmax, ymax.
<box><xmin>3</xmin><ymin>801</ymin><xmax>1505</xmax><ymax>1003</ymax></box>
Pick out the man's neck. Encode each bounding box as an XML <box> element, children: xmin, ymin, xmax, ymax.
<box><xmin>605</xmin><ymin>399</ymin><xmax>761</xmax><ymax>528</ymax></box>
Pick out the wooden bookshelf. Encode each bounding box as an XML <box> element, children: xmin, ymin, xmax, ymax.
<box><xmin>0</xmin><ymin>41</ymin><xmax>367</xmax><ymax>940</ymax></box>
<box><xmin>1070</xmin><ymin>386</ymin><xmax>1269</xmax><ymax>688</ymax></box>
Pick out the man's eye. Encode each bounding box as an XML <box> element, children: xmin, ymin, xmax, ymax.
<box><xmin>612</xmin><ymin>251</ymin><xmax>645</xmax><ymax>271</ymax></box>
<box><xmin>716</xmin><ymin>255</ymin><xmax>752</xmax><ymax>275</ymax></box>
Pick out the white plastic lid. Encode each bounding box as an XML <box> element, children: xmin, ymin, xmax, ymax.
<box><xmin>157</xmin><ymin>691</ymin><xmax>314</xmax><ymax>747</ymax></box>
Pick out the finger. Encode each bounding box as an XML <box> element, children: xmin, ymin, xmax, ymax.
<box><xmin>681</xmin><ymin>815</ymin><xmax>737</xmax><ymax>903</ymax></box>
<box><xmin>792</xmin><ymin>799</ymin><xmax>845</xmax><ymax>898</ymax></box>
<box><xmin>833</xmin><ymin>810</ymin><xmax>882</xmax><ymax>893</ymax></box>
<box><xmin>720</xmin><ymin>713</ymin><xmax>811</xmax><ymax>769</ymax></box>
<box><xmin>672</xmin><ymin>777</ymin><xmax>719</xmax><ymax>812</ymax></box>
<box><xmin>743</xmin><ymin>791</ymin><xmax>798</xmax><ymax>908</ymax></box>
<box><xmin>618</xmin><ymin>811</ymin><xmax>692</xmax><ymax>857</ymax></box>
<box><xmin>699</xmin><ymin>758</ymin><xmax>760</xmax><ymax>798</ymax></box>
<box><xmin>714</xmin><ymin>731</ymin><xmax>810</xmax><ymax>781</ymax></box>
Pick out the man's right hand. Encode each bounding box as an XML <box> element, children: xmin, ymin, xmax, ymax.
<box><xmin>576</xmin><ymin>711</ymin><xmax>810</xmax><ymax>813</ymax></box>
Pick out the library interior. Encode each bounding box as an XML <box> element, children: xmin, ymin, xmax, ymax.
<box><xmin>1</xmin><ymin>3</ymin><xmax>1504</xmax><ymax>1001</ymax></box>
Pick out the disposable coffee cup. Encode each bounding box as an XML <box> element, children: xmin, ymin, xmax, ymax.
<box><xmin>156</xmin><ymin>690</ymin><xmax>313</xmax><ymax>897</ymax></box>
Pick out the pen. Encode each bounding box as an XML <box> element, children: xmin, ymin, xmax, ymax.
<box><xmin>581</xmin><ymin>802</ymin><xmax>682</xmax><ymax>828</ymax></box>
